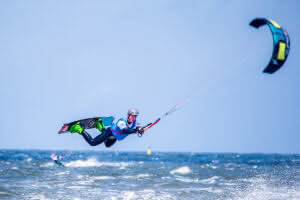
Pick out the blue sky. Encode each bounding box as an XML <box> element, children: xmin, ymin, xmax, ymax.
<box><xmin>0</xmin><ymin>0</ymin><xmax>299</xmax><ymax>153</ymax></box>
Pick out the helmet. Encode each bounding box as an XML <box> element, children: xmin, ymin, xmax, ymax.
<box><xmin>128</xmin><ymin>107</ymin><xmax>139</xmax><ymax>116</ymax></box>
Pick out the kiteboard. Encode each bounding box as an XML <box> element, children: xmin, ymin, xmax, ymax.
<box><xmin>58</xmin><ymin>116</ymin><xmax>115</xmax><ymax>134</ymax></box>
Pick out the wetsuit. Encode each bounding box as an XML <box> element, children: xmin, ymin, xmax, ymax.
<box><xmin>54</xmin><ymin>160</ymin><xmax>64</xmax><ymax>167</ymax></box>
<box><xmin>81</xmin><ymin>118</ymin><xmax>139</xmax><ymax>148</ymax></box>
<box><xmin>52</xmin><ymin>155</ymin><xmax>64</xmax><ymax>167</ymax></box>
<box><xmin>82</xmin><ymin>128</ymin><xmax>116</xmax><ymax>147</ymax></box>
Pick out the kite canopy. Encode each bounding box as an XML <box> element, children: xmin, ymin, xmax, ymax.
<box><xmin>249</xmin><ymin>18</ymin><xmax>290</xmax><ymax>74</ymax></box>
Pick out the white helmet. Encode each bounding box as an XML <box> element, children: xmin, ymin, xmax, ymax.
<box><xmin>128</xmin><ymin>107</ymin><xmax>139</xmax><ymax>116</ymax></box>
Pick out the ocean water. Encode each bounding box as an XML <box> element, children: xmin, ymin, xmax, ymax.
<box><xmin>0</xmin><ymin>150</ymin><xmax>299</xmax><ymax>200</ymax></box>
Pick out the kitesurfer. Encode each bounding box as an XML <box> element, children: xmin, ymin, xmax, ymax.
<box><xmin>51</xmin><ymin>153</ymin><xmax>64</xmax><ymax>167</ymax></box>
<box><xmin>69</xmin><ymin>108</ymin><xmax>145</xmax><ymax>148</ymax></box>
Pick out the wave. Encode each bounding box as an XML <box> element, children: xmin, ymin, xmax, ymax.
<box><xmin>27</xmin><ymin>194</ymin><xmax>51</xmax><ymax>200</ymax></box>
<box><xmin>233</xmin><ymin>185</ymin><xmax>300</xmax><ymax>200</ymax></box>
<box><xmin>40</xmin><ymin>162</ymin><xmax>54</xmax><ymax>168</ymax></box>
<box><xmin>198</xmin><ymin>176</ymin><xmax>220</xmax><ymax>184</ymax></box>
<box><xmin>92</xmin><ymin>176</ymin><xmax>115</xmax><ymax>180</ymax></box>
<box><xmin>15</xmin><ymin>153</ymin><xmax>29</xmax><ymax>158</ymax></box>
<box><xmin>122</xmin><ymin>174</ymin><xmax>151</xmax><ymax>179</ymax></box>
<box><xmin>111</xmin><ymin>190</ymin><xmax>176</xmax><ymax>200</ymax></box>
<box><xmin>170</xmin><ymin>166</ymin><xmax>192</xmax><ymax>175</ymax></box>
<box><xmin>175</xmin><ymin>176</ymin><xmax>220</xmax><ymax>184</ymax></box>
<box><xmin>200</xmin><ymin>163</ymin><xmax>219</xmax><ymax>169</ymax></box>
<box><xmin>175</xmin><ymin>177</ymin><xmax>195</xmax><ymax>183</ymax></box>
<box><xmin>64</xmin><ymin>157</ymin><xmax>102</xmax><ymax>168</ymax></box>
<box><xmin>0</xmin><ymin>191</ymin><xmax>13</xmax><ymax>197</ymax></box>
<box><xmin>198</xmin><ymin>187</ymin><xmax>223</xmax><ymax>193</ymax></box>
<box><xmin>55</xmin><ymin>171</ymin><xmax>70</xmax><ymax>176</ymax></box>
<box><xmin>232</xmin><ymin>177</ymin><xmax>300</xmax><ymax>200</ymax></box>
<box><xmin>64</xmin><ymin>157</ymin><xmax>131</xmax><ymax>168</ymax></box>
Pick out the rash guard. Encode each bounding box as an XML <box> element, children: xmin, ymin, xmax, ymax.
<box><xmin>110</xmin><ymin>118</ymin><xmax>138</xmax><ymax>141</ymax></box>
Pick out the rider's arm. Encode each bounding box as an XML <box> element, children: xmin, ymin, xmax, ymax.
<box><xmin>117</xmin><ymin>120</ymin><xmax>138</xmax><ymax>134</ymax></box>
<box><xmin>122</xmin><ymin>128</ymin><xmax>138</xmax><ymax>134</ymax></box>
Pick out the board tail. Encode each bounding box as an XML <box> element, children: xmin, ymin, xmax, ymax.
<box><xmin>58</xmin><ymin>124</ymin><xmax>70</xmax><ymax>134</ymax></box>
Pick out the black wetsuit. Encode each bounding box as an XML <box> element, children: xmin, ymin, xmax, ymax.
<box><xmin>81</xmin><ymin>128</ymin><xmax>138</xmax><ymax>148</ymax></box>
<box><xmin>81</xmin><ymin>128</ymin><xmax>115</xmax><ymax>147</ymax></box>
<box><xmin>54</xmin><ymin>160</ymin><xmax>64</xmax><ymax>167</ymax></box>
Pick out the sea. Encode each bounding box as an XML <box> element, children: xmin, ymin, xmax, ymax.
<box><xmin>0</xmin><ymin>150</ymin><xmax>299</xmax><ymax>200</ymax></box>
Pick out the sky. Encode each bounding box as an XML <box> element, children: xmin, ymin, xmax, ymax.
<box><xmin>0</xmin><ymin>0</ymin><xmax>299</xmax><ymax>153</ymax></box>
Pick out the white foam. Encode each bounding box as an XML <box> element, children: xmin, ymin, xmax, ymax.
<box><xmin>40</xmin><ymin>162</ymin><xmax>54</xmax><ymax>168</ymax></box>
<box><xmin>76</xmin><ymin>175</ymin><xmax>84</xmax><ymax>179</ymax></box>
<box><xmin>161</xmin><ymin>176</ymin><xmax>172</xmax><ymax>180</ymax></box>
<box><xmin>111</xmin><ymin>190</ymin><xmax>176</xmax><ymax>200</ymax></box>
<box><xmin>233</xmin><ymin>177</ymin><xmax>300</xmax><ymax>200</ymax></box>
<box><xmin>64</xmin><ymin>157</ymin><xmax>130</xmax><ymax>168</ymax></box>
<box><xmin>175</xmin><ymin>177</ymin><xmax>195</xmax><ymax>183</ymax></box>
<box><xmin>176</xmin><ymin>176</ymin><xmax>220</xmax><ymax>184</ymax></box>
<box><xmin>222</xmin><ymin>182</ymin><xmax>237</xmax><ymax>186</ymax></box>
<box><xmin>138</xmin><ymin>189</ymin><xmax>174</xmax><ymax>200</ymax></box>
<box><xmin>123</xmin><ymin>174</ymin><xmax>150</xmax><ymax>179</ymax></box>
<box><xmin>29</xmin><ymin>194</ymin><xmax>50</xmax><ymax>200</ymax></box>
<box><xmin>246</xmin><ymin>177</ymin><xmax>265</xmax><ymax>183</ymax></box>
<box><xmin>198</xmin><ymin>187</ymin><xmax>223</xmax><ymax>193</ymax></box>
<box><xmin>122</xmin><ymin>191</ymin><xmax>137</xmax><ymax>200</ymax></box>
<box><xmin>101</xmin><ymin>161</ymin><xmax>131</xmax><ymax>168</ymax></box>
<box><xmin>65</xmin><ymin>158</ymin><xmax>102</xmax><ymax>168</ymax></box>
<box><xmin>198</xmin><ymin>176</ymin><xmax>220</xmax><ymax>184</ymax></box>
<box><xmin>137</xmin><ymin>174</ymin><xmax>150</xmax><ymax>178</ymax></box>
<box><xmin>200</xmin><ymin>164</ymin><xmax>218</xmax><ymax>169</ymax></box>
<box><xmin>55</xmin><ymin>171</ymin><xmax>70</xmax><ymax>176</ymax></box>
<box><xmin>92</xmin><ymin>176</ymin><xmax>115</xmax><ymax>180</ymax></box>
<box><xmin>0</xmin><ymin>191</ymin><xmax>10</xmax><ymax>195</ymax></box>
<box><xmin>234</xmin><ymin>186</ymin><xmax>300</xmax><ymax>200</ymax></box>
<box><xmin>170</xmin><ymin>166</ymin><xmax>192</xmax><ymax>175</ymax></box>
